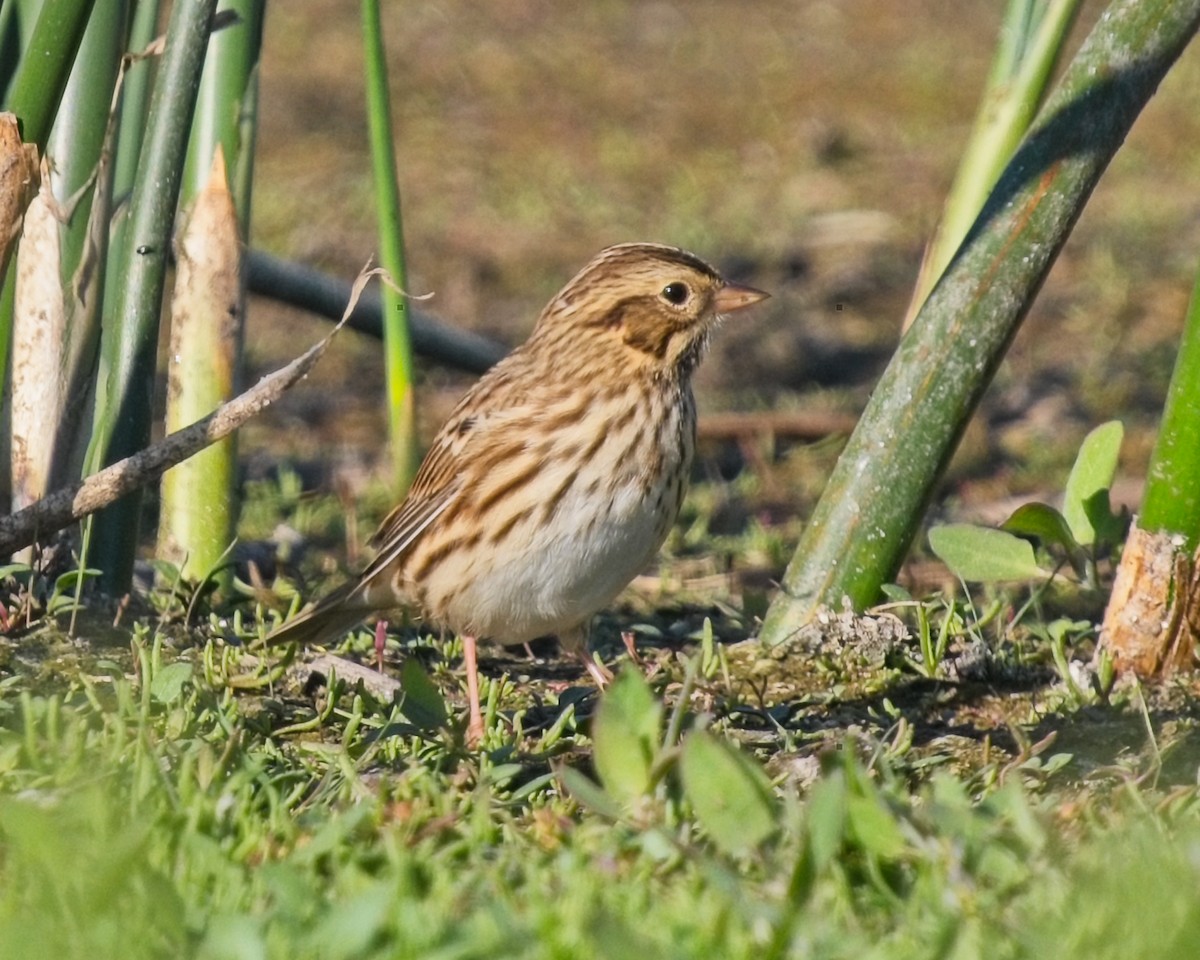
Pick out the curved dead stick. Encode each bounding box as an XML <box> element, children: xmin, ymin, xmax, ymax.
<box><xmin>0</xmin><ymin>265</ymin><xmax>381</xmax><ymax>557</ymax></box>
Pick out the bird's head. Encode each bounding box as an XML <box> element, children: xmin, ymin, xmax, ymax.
<box><xmin>534</xmin><ymin>242</ymin><xmax>768</xmax><ymax>376</ymax></box>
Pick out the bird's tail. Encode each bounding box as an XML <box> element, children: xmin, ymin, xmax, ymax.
<box><xmin>264</xmin><ymin>582</ymin><xmax>370</xmax><ymax>647</ymax></box>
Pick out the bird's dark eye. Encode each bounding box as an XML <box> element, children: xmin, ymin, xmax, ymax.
<box><xmin>661</xmin><ymin>282</ymin><xmax>690</xmax><ymax>305</ymax></box>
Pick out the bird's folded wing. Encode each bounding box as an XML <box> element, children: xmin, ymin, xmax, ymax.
<box><xmin>358</xmin><ymin>397</ymin><xmax>527</xmax><ymax>587</ymax></box>
<box><xmin>358</xmin><ymin>481</ymin><xmax>460</xmax><ymax>585</ymax></box>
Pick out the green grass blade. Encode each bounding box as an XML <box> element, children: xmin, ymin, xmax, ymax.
<box><xmin>362</xmin><ymin>0</ymin><xmax>418</xmax><ymax>493</ymax></box>
<box><xmin>759</xmin><ymin>0</ymin><xmax>1200</xmax><ymax>645</ymax></box>
<box><xmin>86</xmin><ymin>0</ymin><xmax>220</xmax><ymax>593</ymax></box>
<box><xmin>1140</xmin><ymin>268</ymin><xmax>1200</xmax><ymax>549</ymax></box>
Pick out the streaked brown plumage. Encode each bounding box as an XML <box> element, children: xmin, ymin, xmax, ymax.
<box><xmin>267</xmin><ymin>242</ymin><xmax>768</xmax><ymax>741</ymax></box>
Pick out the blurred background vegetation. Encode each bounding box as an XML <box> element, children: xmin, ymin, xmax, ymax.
<box><xmin>247</xmin><ymin>0</ymin><xmax>1199</xmax><ymax>534</ymax></box>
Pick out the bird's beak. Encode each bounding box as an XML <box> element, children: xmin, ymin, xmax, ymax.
<box><xmin>714</xmin><ymin>281</ymin><xmax>770</xmax><ymax>313</ymax></box>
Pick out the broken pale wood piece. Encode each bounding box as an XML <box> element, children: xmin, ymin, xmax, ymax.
<box><xmin>303</xmin><ymin>653</ymin><xmax>403</xmax><ymax>701</ymax></box>
<box><xmin>0</xmin><ymin>112</ymin><xmax>39</xmax><ymax>279</ymax></box>
<box><xmin>1099</xmin><ymin>521</ymin><xmax>1198</xmax><ymax>678</ymax></box>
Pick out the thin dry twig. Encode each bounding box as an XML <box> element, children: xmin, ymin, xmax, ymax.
<box><xmin>0</xmin><ymin>264</ymin><xmax>385</xmax><ymax>557</ymax></box>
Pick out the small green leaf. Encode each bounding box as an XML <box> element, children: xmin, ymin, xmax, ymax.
<box><xmin>483</xmin><ymin>763</ymin><xmax>524</xmax><ymax>788</ymax></box>
<box><xmin>805</xmin><ymin>770</ymin><xmax>847</xmax><ymax>870</ymax></box>
<box><xmin>311</xmin><ymin>881</ymin><xmax>394</xmax><ymax>960</ymax></box>
<box><xmin>558</xmin><ymin>766</ymin><xmax>624</xmax><ymax>821</ymax></box>
<box><xmin>399</xmin><ymin>658</ymin><xmax>447</xmax><ymax>729</ymax></box>
<box><xmin>150</xmin><ymin>661</ymin><xmax>193</xmax><ymax>704</ymax></box>
<box><xmin>1063</xmin><ymin>421</ymin><xmax>1123</xmax><ymax>546</ymax></box>
<box><xmin>1047</xmin><ymin>618</ymin><xmax>1092</xmax><ymax>644</ymax></box>
<box><xmin>1001</xmin><ymin>502</ymin><xmax>1080</xmax><ymax>554</ymax></box>
<box><xmin>148</xmin><ymin>559</ymin><xmax>183</xmax><ymax>583</ymax></box>
<box><xmin>845</xmin><ymin>793</ymin><xmax>907</xmax><ymax>861</ymax></box>
<box><xmin>1084</xmin><ymin>490</ymin><xmax>1128</xmax><ymax>547</ymax></box>
<box><xmin>680</xmin><ymin>731</ymin><xmax>776</xmax><ymax>856</ymax></box>
<box><xmin>509</xmin><ymin>771</ymin><xmax>556</xmax><ymax>802</ymax></box>
<box><xmin>592</xmin><ymin>668</ymin><xmax>662</xmax><ymax>806</ymax></box>
<box><xmin>928</xmin><ymin>524</ymin><xmax>1046</xmax><ymax>582</ymax></box>
<box><xmin>51</xmin><ymin>568</ymin><xmax>102</xmax><ymax>593</ymax></box>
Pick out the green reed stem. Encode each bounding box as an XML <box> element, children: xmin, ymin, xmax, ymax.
<box><xmin>906</xmin><ymin>0</ymin><xmax>1080</xmax><ymax>324</ymax></box>
<box><xmin>1140</xmin><ymin>267</ymin><xmax>1200</xmax><ymax>550</ymax></box>
<box><xmin>157</xmin><ymin>0</ymin><xmax>262</xmax><ymax>589</ymax></box>
<box><xmin>362</xmin><ymin>0</ymin><xmax>419</xmax><ymax>493</ymax></box>
<box><xmin>760</xmin><ymin>0</ymin><xmax>1200</xmax><ymax>646</ymax></box>
<box><xmin>44</xmin><ymin>2</ymin><xmax>128</xmax><ymax>492</ymax></box>
<box><xmin>2</xmin><ymin>0</ymin><xmax>96</xmax><ymax>149</ymax></box>
<box><xmin>86</xmin><ymin>0</ymin><xmax>219</xmax><ymax>594</ymax></box>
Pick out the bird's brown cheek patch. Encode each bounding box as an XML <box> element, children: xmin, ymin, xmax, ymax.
<box><xmin>620</xmin><ymin>302</ymin><xmax>679</xmax><ymax>360</ymax></box>
<box><xmin>622</xmin><ymin>325</ymin><xmax>671</xmax><ymax>360</ymax></box>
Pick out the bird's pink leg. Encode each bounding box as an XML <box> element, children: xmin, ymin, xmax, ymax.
<box><xmin>463</xmin><ymin>635</ymin><xmax>485</xmax><ymax>745</ymax></box>
<box><xmin>374</xmin><ymin>620</ymin><xmax>388</xmax><ymax>672</ymax></box>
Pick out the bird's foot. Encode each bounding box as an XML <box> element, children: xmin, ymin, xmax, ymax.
<box><xmin>578</xmin><ymin>650</ymin><xmax>614</xmax><ymax>688</ymax></box>
<box><xmin>620</xmin><ymin>630</ymin><xmax>641</xmax><ymax>665</ymax></box>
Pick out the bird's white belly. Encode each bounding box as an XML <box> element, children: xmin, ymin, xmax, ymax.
<box><xmin>412</xmin><ymin>385</ymin><xmax>693</xmax><ymax>644</ymax></box>
<box><xmin>439</xmin><ymin>478</ymin><xmax>667</xmax><ymax>643</ymax></box>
